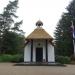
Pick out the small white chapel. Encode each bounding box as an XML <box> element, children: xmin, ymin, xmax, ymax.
<box><xmin>24</xmin><ymin>20</ymin><xmax>55</xmax><ymax>63</ymax></box>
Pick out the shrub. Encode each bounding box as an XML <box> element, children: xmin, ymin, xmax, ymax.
<box><xmin>0</xmin><ymin>55</ymin><xmax>13</xmax><ymax>62</ymax></box>
<box><xmin>11</xmin><ymin>54</ymin><xmax>24</xmax><ymax>62</ymax></box>
<box><xmin>55</xmin><ymin>55</ymin><xmax>71</xmax><ymax>64</ymax></box>
<box><xmin>0</xmin><ymin>54</ymin><xmax>24</xmax><ymax>62</ymax></box>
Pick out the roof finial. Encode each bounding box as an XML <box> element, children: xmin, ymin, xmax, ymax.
<box><xmin>36</xmin><ymin>20</ymin><xmax>43</xmax><ymax>27</ymax></box>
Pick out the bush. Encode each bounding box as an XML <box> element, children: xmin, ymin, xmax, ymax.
<box><xmin>55</xmin><ymin>55</ymin><xmax>71</xmax><ymax>64</ymax></box>
<box><xmin>0</xmin><ymin>54</ymin><xmax>24</xmax><ymax>62</ymax></box>
<box><xmin>11</xmin><ymin>54</ymin><xmax>24</xmax><ymax>62</ymax></box>
<box><xmin>0</xmin><ymin>55</ymin><xmax>13</xmax><ymax>62</ymax></box>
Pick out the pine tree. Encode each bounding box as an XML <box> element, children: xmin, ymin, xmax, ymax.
<box><xmin>0</xmin><ymin>0</ymin><xmax>24</xmax><ymax>53</ymax></box>
<box><xmin>67</xmin><ymin>0</ymin><xmax>75</xmax><ymax>18</ymax></box>
<box><xmin>67</xmin><ymin>0</ymin><xmax>75</xmax><ymax>35</ymax></box>
<box><xmin>54</xmin><ymin>0</ymin><xmax>75</xmax><ymax>56</ymax></box>
<box><xmin>55</xmin><ymin>13</ymin><xmax>73</xmax><ymax>56</ymax></box>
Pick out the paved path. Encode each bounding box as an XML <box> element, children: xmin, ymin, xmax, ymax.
<box><xmin>0</xmin><ymin>63</ymin><xmax>75</xmax><ymax>75</ymax></box>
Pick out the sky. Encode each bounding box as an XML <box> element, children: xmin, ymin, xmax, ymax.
<box><xmin>0</xmin><ymin>0</ymin><xmax>72</xmax><ymax>37</ymax></box>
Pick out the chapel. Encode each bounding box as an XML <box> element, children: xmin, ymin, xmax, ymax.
<box><xmin>24</xmin><ymin>20</ymin><xmax>55</xmax><ymax>63</ymax></box>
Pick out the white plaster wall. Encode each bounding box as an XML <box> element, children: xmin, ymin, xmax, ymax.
<box><xmin>33</xmin><ymin>40</ymin><xmax>35</xmax><ymax>62</ymax></box>
<box><xmin>43</xmin><ymin>44</ymin><xmax>46</xmax><ymax>61</ymax></box>
<box><xmin>24</xmin><ymin>40</ymin><xmax>55</xmax><ymax>62</ymax></box>
<box><xmin>24</xmin><ymin>42</ymin><xmax>31</xmax><ymax>62</ymax></box>
<box><xmin>48</xmin><ymin>43</ymin><xmax>55</xmax><ymax>62</ymax></box>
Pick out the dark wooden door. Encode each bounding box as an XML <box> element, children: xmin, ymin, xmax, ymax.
<box><xmin>36</xmin><ymin>48</ymin><xmax>43</xmax><ymax>62</ymax></box>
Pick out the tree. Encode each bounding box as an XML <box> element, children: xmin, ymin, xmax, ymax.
<box><xmin>67</xmin><ymin>0</ymin><xmax>75</xmax><ymax>18</ymax></box>
<box><xmin>66</xmin><ymin>0</ymin><xmax>75</xmax><ymax>34</ymax></box>
<box><xmin>0</xmin><ymin>0</ymin><xmax>24</xmax><ymax>54</ymax></box>
<box><xmin>55</xmin><ymin>0</ymin><xmax>75</xmax><ymax>56</ymax></box>
<box><xmin>1</xmin><ymin>0</ymin><xmax>18</xmax><ymax>32</ymax></box>
<box><xmin>2</xmin><ymin>31</ymin><xmax>25</xmax><ymax>54</ymax></box>
<box><xmin>12</xmin><ymin>20</ymin><xmax>23</xmax><ymax>33</ymax></box>
<box><xmin>54</xmin><ymin>13</ymin><xmax>73</xmax><ymax>56</ymax></box>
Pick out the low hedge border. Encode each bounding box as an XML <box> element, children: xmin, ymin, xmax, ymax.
<box><xmin>0</xmin><ymin>54</ymin><xmax>24</xmax><ymax>62</ymax></box>
<box><xmin>55</xmin><ymin>55</ymin><xmax>71</xmax><ymax>64</ymax></box>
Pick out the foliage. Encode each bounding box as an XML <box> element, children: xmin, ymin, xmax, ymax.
<box><xmin>12</xmin><ymin>20</ymin><xmax>23</xmax><ymax>33</ymax></box>
<box><xmin>54</xmin><ymin>0</ymin><xmax>75</xmax><ymax>56</ymax></box>
<box><xmin>55</xmin><ymin>55</ymin><xmax>71</xmax><ymax>64</ymax></box>
<box><xmin>11</xmin><ymin>54</ymin><xmax>24</xmax><ymax>62</ymax></box>
<box><xmin>67</xmin><ymin>0</ymin><xmax>75</xmax><ymax>18</ymax></box>
<box><xmin>54</xmin><ymin>13</ymin><xmax>73</xmax><ymax>56</ymax></box>
<box><xmin>1</xmin><ymin>31</ymin><xmax>25</xmax><ymax>54</ymax></box>
<box><xmin>0</xmin><ymin>0</ymin><xmax>19</xmax><ymax>34</ymax></box>
<box><xmin>0</xmin><ymin>54</ymin><xmax>23</xmax><ymax>62</ymax></box>
<box><xmin>0</xmin><ymin>0</ymin><xmax>24</xmax><ymax>54</ymax></box>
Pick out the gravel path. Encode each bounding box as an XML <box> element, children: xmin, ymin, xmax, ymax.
<box><xmin>0</xmin><ymin>63</ymin><xmax>75</xmax><ymax>75</ymax></box>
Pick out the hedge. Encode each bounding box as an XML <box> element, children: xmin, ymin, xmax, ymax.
<box><xmin>55</xmin><ymin>55</ymin><xmax>71</xmax><ymax>64</ymax></box>
<box><xmin>0</xmin><ymin>54</ymin><xmax>24</xmax><ymax>62</ymax></box>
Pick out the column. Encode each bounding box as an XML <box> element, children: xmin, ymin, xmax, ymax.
<box><xmin>46</xmin><ymin>40</ymin><xmax>48</xmax><ymax>62</ymax></box>
<box><xmin>31</xmin><ymin>40</ymin><xmax>33</xmax><ymax>62</ymax></box>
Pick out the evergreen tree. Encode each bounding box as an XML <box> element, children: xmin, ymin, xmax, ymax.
<box><xmin>1</xmin><ymin>0</ymin><xmax>18</xmax><ymax>32</ymax></box>
<box><xmin>0</xmin><ymin>0</ymin><xmax>24</xmax><ymax>54</ymax></box>
<box><xmin>2</xmin><ymin>31</ymin><xmax>25</xmax><ymax>54</ymax></box>
<box><xmin>55</xmin><ymin>13</ymin><xmax>73</xmax><ymax>56</ymax></box>
<box><xmin>54</xmin><ymin>0</ymin><xmax>75</xmax><ymax>56</ymax></box>
<box><xmin>67</xmin><ymin>0</ymin><xmax>75</xmax><ymax>31</ymax></box>
<box><xmin>67</xmin><ymin>0</ymin><xmax>75</xmax><ymax>18</ymax></box>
